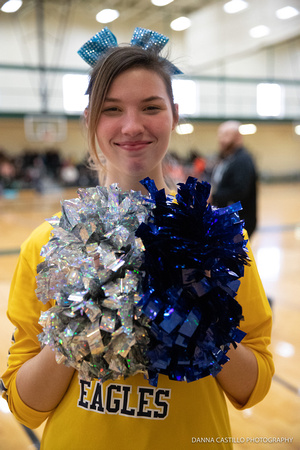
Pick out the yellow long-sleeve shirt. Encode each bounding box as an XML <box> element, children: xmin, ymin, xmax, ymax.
<box><xmin>1</xmin><ymin>218</ymin><xmax>274</xmax><ymax>450</ymax></box>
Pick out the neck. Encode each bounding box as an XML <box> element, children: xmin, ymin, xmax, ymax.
<box><xmin>104</xmin><ymin>173</ymin><xmax>170</xmax><ymax>195</ymax></box>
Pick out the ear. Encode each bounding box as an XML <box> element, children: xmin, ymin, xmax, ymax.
<box><xmin>84</xmin><ymin>108</ymin><xmax>89</xmax><ymax>127</ymax></box>
<box><xmin>172</xmin><ymin>103</ymin><xmax>179</xmax><ymax>130</ymax></box>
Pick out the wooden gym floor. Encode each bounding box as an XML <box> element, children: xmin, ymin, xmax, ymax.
<box><xmin>0</xmin><ymin>182</ymin><xmax>299</xmax><ymax>449</ymax></box>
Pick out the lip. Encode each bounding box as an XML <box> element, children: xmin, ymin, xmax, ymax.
<box><xmin>115</xmin><ymin>141</ymin><xmax>152</xmax><ymax>151</ymax></box>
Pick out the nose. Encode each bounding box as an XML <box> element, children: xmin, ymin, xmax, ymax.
<box><xmin>121</xmin><ymin>110</ymin><xmax>144</xmax><ymax>136</ymax></box>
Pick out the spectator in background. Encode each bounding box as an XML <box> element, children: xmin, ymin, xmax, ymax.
<box><xmin>210</xmin><ymin>121</ymin><xmax>258</xmax><ymax>238</ymax></box>
<box><xmin>187</xmin><ymin>149</ymin><xmax>207</xmax><ymax>181</ymax></box>
<box><xmin>60</xmin><ymin>158</ymin><xmax>79</xmax><ymax>187</ymax></box>
<box><xmin>44</xmin><ymin>148</ymin><xmax>62</xmax><ymax>179</ymax></box>
<box><xmin>76</xmin><ymin>157</ymin><xmax>99</xmax><ymax>187</ymax></box>
<box><xmin>0</xmin><ymin>149</ymin><xmax>16</xmax><ymax>192</ymax></box>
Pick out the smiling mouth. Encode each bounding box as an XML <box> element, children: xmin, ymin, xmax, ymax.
<box><xmin>115</xmin><ymin>141</ymin><xmax>152</xmax><ymax>151</ymax></box>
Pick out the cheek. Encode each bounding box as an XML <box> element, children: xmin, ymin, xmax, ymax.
<box><xmin>96</xmin><ymin>120</ymin><xmax>113</xmax><ymax>145</ymax></box>
<box><xmin>153</xmin><ymin>116</ymin><xmax>174</xmax><ymax>136</ymax></box>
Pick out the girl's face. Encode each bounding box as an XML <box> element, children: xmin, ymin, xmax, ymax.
<box><xmin>96</xmin><ymin>67</ymin><xmax>178</xmax><ymax>191</ymax></box>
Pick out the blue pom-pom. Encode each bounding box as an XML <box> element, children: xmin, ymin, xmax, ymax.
<box><xmin>136</xmin><ymin>176</ymin><xmax>249</xmax><ymax>385</ymax></box>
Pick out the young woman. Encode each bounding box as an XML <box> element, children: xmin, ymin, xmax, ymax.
<box><xmin>1</xmin><ymin>28</ymin><xmax>274</xmax><ymax>449</ymax></box>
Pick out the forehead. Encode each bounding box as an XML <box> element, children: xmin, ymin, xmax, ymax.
<box><xmin>107</xmin><ymin>67</ymin><xmax>168</xmax><ymax>98</ymax></box>
<box><xmin>218</xmin><ymin>125</ymin><xmax>238</xmax><ymax>137</ymax></box>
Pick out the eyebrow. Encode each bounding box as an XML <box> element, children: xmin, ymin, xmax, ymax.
<box><xmin>141</xmin><ymin>96</ymin><xmax>167</xmax><ymax>103</ymax></box>
<box><xmin>104</xmin><ymin>96</ymin><xmax>167</xmax><ymax>103</ymax></box>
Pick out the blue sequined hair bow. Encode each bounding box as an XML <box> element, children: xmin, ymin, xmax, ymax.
<box><xmin>78</xmin><ymin>26</ymin><xmax>182</xmax><ymax>75</ymax></box>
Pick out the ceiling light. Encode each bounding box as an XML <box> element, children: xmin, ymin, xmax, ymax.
<box><xmin>176</xmin><ymin>123</ymin><xmax>194</xmax><ymax>135</ymax></box>
<box><xmin>170</xmin><ymin>17</ymin><xmax>191</xmax><ymax>31</ymax></box>
<box><xmin>1</xmin><ymin>0</ymin><xmax>23</xmax><ymax>13</ymax></box>
<box><xmin>276</xmin><ymin>6</ymin><xmax>299</xmax><ymax>20</ymax></box>
<box><xmin>151</xmin><ymin>0</ymin><xmax>174</xmax><ymax>6</ymax></box>
<box><xmin>249</xmin><ymin>25</ymin><xmax>270</xmax><ymax>38</ymax></box>
<box><xmin>223</xmin><ymin>0</ymin><xmax>248</xmax><ymax>14</ymax></box>
<box><xmin>239</xmin><ymin>124</ymin><xmax>257</xmax><ymax>135</ymax></box>
<box><xmin>96</xmin><ymin>9</ymin><xmax>119</xmax><ymax>24</ymax></box>
<box><xmin>295</xmin><ymin>125</ymin><xmax>300</xmax><ymax>136</ymax></box>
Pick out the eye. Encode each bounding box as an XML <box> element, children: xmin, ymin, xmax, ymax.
<box><xmin>102</xmin><ymin>106</ymin><xmax>122</xmax><ymax>114</ymax></box>
<box><xmin>144</xmin><ymin>105</ymin><xmax>162</xmax><ymax>113</ymax></box>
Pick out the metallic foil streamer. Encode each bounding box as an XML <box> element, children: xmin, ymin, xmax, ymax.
<box><xmin>37</xmin><ymin>178</ymin><xmax>249</xmax><ymax>386</ymax></box>
<box><xmin>37</xmin><ymin>184</ymin><xmax>153</xmax><ymax>382</ymax></box>
<box><xmin>136</xmin><ymin>177</ymin><xmax>249</xmax><ymax>385</ymax></box>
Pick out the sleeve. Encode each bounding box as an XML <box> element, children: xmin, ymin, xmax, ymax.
<box><xmin>227</xmin><ymin>237</ymin><xmax>274</xmax><ymax>410</ymax></box>
<box><xmin>1</xmin><ymin>222</ymin><xmax>55</xmax><ymax>428</ymax></box>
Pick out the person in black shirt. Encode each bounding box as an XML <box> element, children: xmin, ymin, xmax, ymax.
<box><xmin>211</xmin><ymin>121</ymin><xmax>258</xmax><ymax>238</ymax></box>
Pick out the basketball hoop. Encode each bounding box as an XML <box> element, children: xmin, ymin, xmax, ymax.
<box><xmin>24</xmin><ymin>115</ymin><xmax>67</xmax><ymax>143</ymax></box>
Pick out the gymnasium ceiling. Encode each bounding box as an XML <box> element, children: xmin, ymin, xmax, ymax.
<box><xmin>1</xmin><ymin>0</ymin><xmax>216</xmax><ymax>28</ymax></box>
<box><xmin>2</xmin><ymin>0</ymin><xmax>300</xmax><ymax>69</ymax></box>
<box><xmin>0</xmin><ymin>0</ymin><xmax>299</xmax><ymax>118</ymax></box>
<box><xmin>1</xmin><ymin>0</ymin><xmax>300</xmax><ymax>78</ymax></box>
